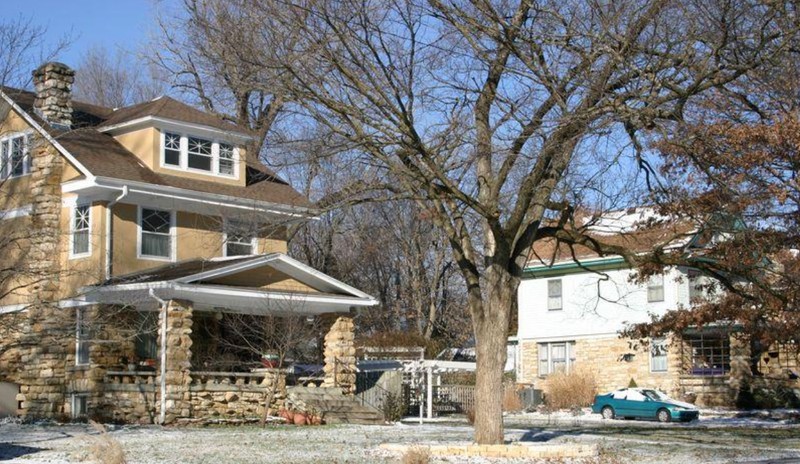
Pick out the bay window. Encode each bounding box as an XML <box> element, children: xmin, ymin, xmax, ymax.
<box><xmin>139</xmin><ymin>207</ymin><xmax>174</xmax><ymax>260</ymax></box>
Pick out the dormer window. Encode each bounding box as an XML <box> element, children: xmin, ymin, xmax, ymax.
<box><xmin>160</xmin><ymin>131</ymin><xmax>238</xmax><ymax>178</ymax></box>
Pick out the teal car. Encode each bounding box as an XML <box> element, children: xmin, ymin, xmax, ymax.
<box><xmin>591</xmin><ymin>388</ymin><xmax>699</xmax><ymax>423</ymax></box>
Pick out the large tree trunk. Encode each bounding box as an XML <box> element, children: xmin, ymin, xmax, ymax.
<box><xmin>472</xmin><ymin>270</ymin><xmax>515</xmax><ymax>444</ymax></box>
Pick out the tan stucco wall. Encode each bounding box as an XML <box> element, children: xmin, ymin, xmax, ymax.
<box><xmin>111</xmin><ymin>126</ymin><xmax>247</xmax><ymax>187</ymax></box>
<box><xmin>110</xmin><ymin>202</ymin><xmax>289</xmax><ymax>277</ymax></box>
<box><xmin>57</xmin><ymin>199</ymin><xmax>106</xmax><ymax>300</ymax></box>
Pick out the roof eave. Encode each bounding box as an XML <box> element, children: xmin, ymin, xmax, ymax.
<box><xmin>96</xmin><ymin>115</ymin><xmax>254</xmax><ymax>142</ymax></box>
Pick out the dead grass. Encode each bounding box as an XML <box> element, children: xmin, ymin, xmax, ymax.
<box><xmin>543</xmin><ymin>364</ymin><xmax>598</xmax><ymax>410</ymax></box>
<box><xmin>87</xmin><ymin>421</ymin><xmax>127</xmax><ymax>464</ymax></box>
<box><xmin>402</xmin><ymin>446</ymin><xmax>431</xmax><ymax>464</ymax></box>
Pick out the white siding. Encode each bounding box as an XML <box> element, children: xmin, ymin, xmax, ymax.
<box><xmin>517</xmin><ymin>266</ymin><xmax>688</xmax><ymax>341</ymax></box>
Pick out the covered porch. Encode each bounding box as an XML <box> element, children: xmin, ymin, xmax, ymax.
<box><xmin>78</xmin><ymin>253</ymin><xmax>377</xmax><ymax>424</ymax></box>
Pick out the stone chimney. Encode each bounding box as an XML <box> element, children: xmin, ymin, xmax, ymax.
<box><xmin>32</xmin><ymin>62</ymin><xmax>75</xmax><ymax>128</ymax></box>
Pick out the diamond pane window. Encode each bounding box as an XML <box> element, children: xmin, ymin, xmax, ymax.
<box><xmin>225</xmin><ymin>220</ymin><xmax>256</xmax><ymax>256</ymax></box>
<box><xmin>72</xmin><ymin>205</ymin><xmax>90</xmax><ymax>256</ymax></box>
<box><xmin>187</xmin><ymin>137</ymin><xmax>212</xmax><ymax>171</ymax></box>
<box><xmin>140</xmin><ymin>208</ymin><xmax>172</xmax><ymax>258</ymax></box>
<box><xmin>219</xmin><ymin>143</ymin><xmax>235</xmax><ymax>176</ymax></box>
<box><xmin>164</xmin><ymin>132</ymin><xmax>181</xmax><ymax>166</ymax></box>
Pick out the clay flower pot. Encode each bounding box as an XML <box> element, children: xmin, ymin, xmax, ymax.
<box><xmin>310</xmin><ymin>415</ymin><xmax>323</xmax><ymax>426</ymax></box>
<box><xmin>279</xmin><ymin>409</ymin><xmax>293</xmax><ymax>423</ymax></box>
<box><xmin>293</xmin><ymin>412</ymin><xmax>308</xmax><ymax>426</ymax></box>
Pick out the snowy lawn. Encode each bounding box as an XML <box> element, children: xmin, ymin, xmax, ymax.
<box><xmin>1</xmin><ymin>415</ymin><xmax>799</xmax><ymax>463</ymax></box>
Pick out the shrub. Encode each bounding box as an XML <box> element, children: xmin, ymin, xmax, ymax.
<box><xmin>87</xmin><ymin>421</ymin><xmax>127</xmax><ymax>464</ymax></box>
<box><xmin>628</xmin><ymin>378</ymin><xmax>638</xmax><ymax>388</ymax></box>
<box><xmin>543</xmin><ymin>365</ymin><xmax>598</xmax><ymax>410</ymax></box>
<box><xmin>402</xmin><ymin>447</ymin><xmax>431</xmax><ymax>464</ymax></box>
<box><xmin>382</xmin><ymin>393</ymin><xmax>407</xmax><ymax>422</ymax></box>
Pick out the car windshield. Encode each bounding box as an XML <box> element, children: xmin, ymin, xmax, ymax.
<box><xmin>641</xmin><ymin>389</ymin><xmax>667</xmax><ymax>401</ymax></box>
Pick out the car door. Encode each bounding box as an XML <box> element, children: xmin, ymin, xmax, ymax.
<box><xmin>611</xmin><ymin>390</ymin><xmax>633</xmax><ymax>416</ymax></box>
<box><xmin>624</xmin><ymin>390</ymin><xmax>652</xmax><ymax>419</ymax></box>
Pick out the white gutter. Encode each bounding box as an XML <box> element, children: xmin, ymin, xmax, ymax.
<box><xmin>148</xmin><ymin>288</ymin><xmax>169</xmax><ymax>425</ymax></box>
<box><xmin>63</xmin><ymin>176</ymin><xmax>317</xmax><ymax>219</ymax></box>
<box><xmin>105</xmin><ymin>186</ymin><xmax>129</xmax><ymax>280</ymax></box>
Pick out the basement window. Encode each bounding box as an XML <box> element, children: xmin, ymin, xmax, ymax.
<box><xmin>71</xmin><ymin>394</ymin><xmax>88</xmax><ymax>419</ymax></box>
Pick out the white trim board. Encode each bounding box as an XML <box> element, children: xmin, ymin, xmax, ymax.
<box><xmin>96</xmin><ymin>115</ymin><xmax>253</xmax><ymax>143</ymax></box>
<box><xmin>0</xmin><ymin>205</ymin><xmax>32</xmax><ymax>220</ymax></box>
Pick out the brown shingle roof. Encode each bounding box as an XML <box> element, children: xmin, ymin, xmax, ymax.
<box><xmin>99</xmin><ymin>96</ymin><xmax>248</xmax><ymax>134</ymax></box>
<box><xmin>102</xmin><ymin>256</ymin><xmax>258</xmax><ymax>285</ymax></box>
<box><xmin>528</xmin><ymin>218</ymin><xmax>697</xmax><ymax>267</ymax></box>
<box><xmin>0</xmin><ymin>87</ymin><xmax>311</xmax><ymax>209</ymax></box>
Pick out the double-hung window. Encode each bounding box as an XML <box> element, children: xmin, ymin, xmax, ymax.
<box><xmin>224</xmin><ymin>220</ymin><xmax>257</xmax><ymax>256</ymax></box>
<box><xmin>219</xmin><ymin>143</ymin><xmax>235</xmax><ymax>176</ymax></box>
<box><xmin>650</xmin><ymin>337</ymin><xmax>668</xmax><ymax>372</ymax></box>
<box><xmin>139</xmin><ymin>207</ymin><xmax>173</xmax><ymax>260</ymax></box>
<box><xmin>76</xmin><ymin>308</ymin><xmax>90</xmax><ymax>366</ymax></box>
<box><xmin>0</xmin><ymin>134</ymin><xmax>31</xmax><ymax>179</ymax></box>
<box><xmin>538</xmin><ymin>341</ymin><xmax>575</xmax><ymax>376</ymax></box>
<box><xmin>647</xmin><ymin>274</ymin><xmax>665</xmax><ymax>302</ymax></box>
<box><xmin>187</xmin><ymin>137</ymin><xmax>213</xmax><ymax>171</ymax></box>
<box><xmin>161</xmin><ymin>132</ymin><xmax>238</xmax><ymax>178</ymax></box>
<box><xmin>547</xmin><ymin>279</ymin><xmax>563</xmax><ymax>310</ymax></box>
<box><xmin>70</xmin><ymin>204</ymin><xmax>91</xmax><ymax>258</ymax></box>
<box><xmin>163</xmin><ymin>132</ymin><xmax>182</xmax><ymax>166</ymax></box>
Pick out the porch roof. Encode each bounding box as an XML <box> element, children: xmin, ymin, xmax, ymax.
<box><xmin>79</xmin><ymin>253</ymin><xmax>378</xmax><ymax>315</ymax></box>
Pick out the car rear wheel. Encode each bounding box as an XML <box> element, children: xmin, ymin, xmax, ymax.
<box><xmin>601</xmin><ymin>406</ymin><xmax>615</xmax><ymax>420</ymax></box>
<box><xmin>657</xmin><ymin>408</ymin><xmax>671</xmax><ymax>423</ymax></box>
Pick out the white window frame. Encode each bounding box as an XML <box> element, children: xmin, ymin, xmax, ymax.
<box><xmin>0</xmin><ymin>131</ymin><xmax>33</xmax><ymax>180</ymax></box>
<box><xmin>222</xmin><ymin>219</ymin><xmax>258</xmax><ymax>257</ymax></box>
<box><xmin>537</xmin><ymin>341</ymin><xmax>575</xmax><ymax>377</ymax></box>
<box><xmin>650</xmin><ymin>337</ymin><xmax>668</xmax><ymax>373</ymax></box>
<box><xmin>69</xmin><ymin>203</ymin><xmax>92</xmax><ymax>259</ymax></box>
<box><xmin>75</xmin><ymin>308</ymin><xmax>90</xmax><ymax>366</ymax></box>
<box><xmin>647</xmin><ymin>274</ymin><xmax>665</xmax><ymax>302</ymax></box>
<box><xmin>159</xmin><ymin>130</ymin><xmax>239</xmax><ymax>179</ymax></box>
<box><xmin>547</xmin><ymin>279</ymin><xmax>562</xmax><ymax>310</ymax></box>
<box><xmin>137</xmin><ymin>206</ymin><xmax>176</xmax><ymax>262</ymax></box>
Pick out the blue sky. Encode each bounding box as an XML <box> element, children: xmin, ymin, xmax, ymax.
<box><xmin>6</xmin><ymin>0</ymin><xmax>160</xmax><ymax>66</ymax></box>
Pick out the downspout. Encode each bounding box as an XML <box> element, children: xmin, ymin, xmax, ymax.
<box><xmin>105</xmin><ymin>186</ymin><xmax>128</xmax><ymax>280</ymax></box>
<box><xmin>149</xmin><ymin>288</ymin><xmax>168</xmax><ymax>425</ymax></box>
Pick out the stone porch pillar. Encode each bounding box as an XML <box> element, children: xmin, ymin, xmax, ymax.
<box><xmin>157</xmin><ymin>299</ymin><xmax>193</xmax><ymax>424</ymax></box>
<box><xmin>321</xmin><ymin>315</ymin><xmax>356</xmax><ymax>395</ymax></box>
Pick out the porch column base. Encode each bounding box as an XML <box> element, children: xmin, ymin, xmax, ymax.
<box><xmin>321</xmin><ymin>315</ymin><xmax>356</xmax><ymax>395</ymax></box>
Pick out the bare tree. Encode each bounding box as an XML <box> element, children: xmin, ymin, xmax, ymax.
<box><xmin>73</xmin><ymin>46</ymin><xmax>166</xmax><ymax>108</ymax></box>
<box><xmin>0</xmin><ymin>14</ymin><xmax>72</xmax><ymax>88</ymax></box>
<box><xmin>259</xmin><ymin>0</ymin><xmax>794</xmax><ymax>443</ymax></box>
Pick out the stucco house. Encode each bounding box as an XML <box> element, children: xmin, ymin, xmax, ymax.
<box><xmin>0</xmin><ymin>62</ymin><xmax>378</xmax><ymax>423</ymax></box>
<box><xmin>516</xmin><ymin>208</ymin><xmax>799</xmax><ymax>407</ymax></box>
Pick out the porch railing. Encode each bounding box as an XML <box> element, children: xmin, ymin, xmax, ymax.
<box><xmin>105</xmin><ymin>371</ymin><xmax>157</xmax><ymax>384</ymax></box>
<box><xmin>189</xmin><ymin>370</ymin><xmax>286</xmax><ymax>391</ymax></box>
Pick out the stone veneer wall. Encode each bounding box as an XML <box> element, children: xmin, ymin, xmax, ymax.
<box><xmin>321</xmin><ymin>315</ymin><xmax>356</xmax><ymax>394</ymax></box>
<box><xmin>11</xmin><ymin>138</ymin><xmax>67</xmax><ymax>418</ymax></box>
<box><xmin>520</xmin><ymin>334</ymin><xmax>775</xmax><ymax>407</ymax></box>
